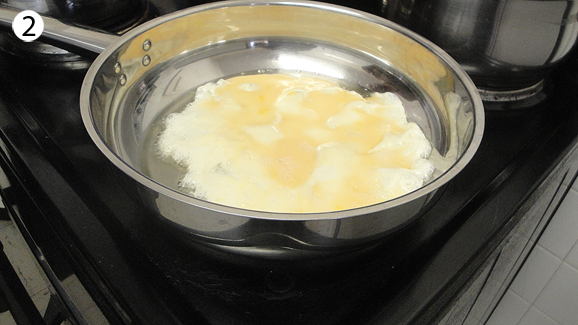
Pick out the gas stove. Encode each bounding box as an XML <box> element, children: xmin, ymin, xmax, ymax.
<box><xmin>1</xmin><ymin>1</ymin><xmax>578</xmax><ymax>324</ymax></box>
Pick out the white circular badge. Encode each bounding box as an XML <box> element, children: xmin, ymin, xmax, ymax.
<box><xmin>12</xmin><ymin>10</ymin><xmax>44</xmax><ymax>42</ymax></box>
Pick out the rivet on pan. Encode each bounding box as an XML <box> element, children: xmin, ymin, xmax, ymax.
<box><xmin>142</xmin><ymin>55</ymin><xmax>151</xmax><ymax>66</ymax></box>
<box><xmin>143</xmin><ymin>39</ymin><xmax>152</xmax><ymax>51</ymax></box>
<box><xmin>119</xmin><ymin>74</ymin><xmax>127</xmax><ymax>86</ymax></box>
<box><xmin>114</xmin><ymin>62</ymin><xmax>121</xmax><ymax>74</ymax></box>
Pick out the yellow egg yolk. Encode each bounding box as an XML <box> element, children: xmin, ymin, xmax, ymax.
<box><xmin>157</xmin><ymin>74</ymin><xmax>434</xmax><ymax>213</ymax></box>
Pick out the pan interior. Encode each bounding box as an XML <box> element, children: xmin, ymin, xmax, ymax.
<box><xmin>112</xmin><ymin>37</ymin><xmax>447</xmax><ymax>203</ymax></box>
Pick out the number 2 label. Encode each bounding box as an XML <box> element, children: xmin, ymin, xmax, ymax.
<box><xmin>12</xmin><ymin>10</ymin><xmax>44</xmax><ymax>42</ymax></box>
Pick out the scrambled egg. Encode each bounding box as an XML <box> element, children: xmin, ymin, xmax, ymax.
<box><xmin>157</xmin><ymin>74</ymin><xmax>434</xmax><ymax>212</ymax></box>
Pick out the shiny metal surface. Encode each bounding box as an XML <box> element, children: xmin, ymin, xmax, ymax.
<box><xmin>0</xmin><ymin>6</ymin><xmax>118</xmax><ymax>55</ymax></box>
<box><xmin>0</xmin><ymin>1</ymin><xmax>484</xmax><ymax>258</ymax></box>
<box><xmin>384</xmin><ymin>0</ymin><xmax>578</xmax><ymax>92</ymax></box>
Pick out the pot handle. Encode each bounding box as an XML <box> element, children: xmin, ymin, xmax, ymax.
<box><xmin>0</xmin><ymin>5</ymin><xmax>119</xmax><ymax>57</ymax></box>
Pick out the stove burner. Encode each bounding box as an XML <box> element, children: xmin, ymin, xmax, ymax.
<box><xmin>478</xmin><ymin>80</ymin><xmax>549</xmax><ymax>110</ymax></box>
<box><xmin>0</xmin><ymin>32</ymin><xmax>93</xmax><ymax>68</ymax></box>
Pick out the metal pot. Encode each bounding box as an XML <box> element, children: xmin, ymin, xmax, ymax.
<box><xmin>0</xmin><ymin>0</ymin><xmax>484</xmax><ymax>259</ymax></box>
<box><xmin>383</xmin><ymin>0</ymin><xmax>578</xmax><ymax>94</ymax></box>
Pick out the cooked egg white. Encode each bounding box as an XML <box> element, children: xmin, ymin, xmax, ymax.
<box><xmin>157</xmin><ymin>74</ymin><xmax>435</xmax><ymax>212</ymax></box>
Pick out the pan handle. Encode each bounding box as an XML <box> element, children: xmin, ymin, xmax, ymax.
<box><xmin>0</xmin><ymin>5</ymin><xmax>119</xmax><ymax>57</ymax></box>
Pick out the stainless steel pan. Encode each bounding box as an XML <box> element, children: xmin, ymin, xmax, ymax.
<box><xmin>0</xmin><ymin>1</ymin><xmax>484</xmax><ymax>259</ymax></box>
<box><xmin>384</xmin><ymin>0</ymin><xmax>578</xmax><ymax>94</ymax></box>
